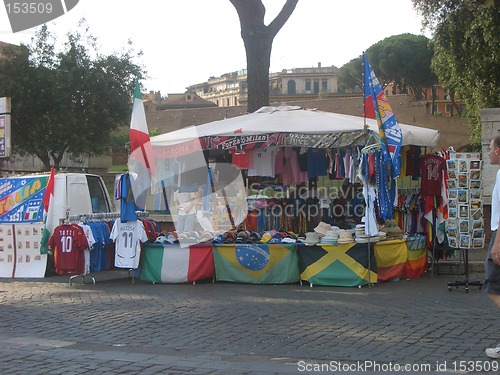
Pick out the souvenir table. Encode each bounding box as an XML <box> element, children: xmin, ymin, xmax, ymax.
<box><xmin>140</xmin><ymin>243</ymin><xmax>214</xmax><ymax>283</ymax></box>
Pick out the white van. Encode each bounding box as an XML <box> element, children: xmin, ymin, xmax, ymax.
<box><xmin>0</xmin><ymin>173</ymin><xmax>112</xmax><ymax>278</ymax></box>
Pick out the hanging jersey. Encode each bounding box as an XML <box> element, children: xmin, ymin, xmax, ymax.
<box><xmin>247</xmin><ymin>147</ymin><xmax>277</xmax><ymax>177</ymax></box>
<box><xmin>117</xmin><ymin>173</ymin><xmax>139</xmax><ymax>222</ymax></box>
<box><xmin>419</xmin><ymin>154</ymin><xmax>446</xmax><ymax>196</ymax></box>
<box><xmin>110</xmin><ymin>219</ymin><xmax>148</xmax><ymax>269</ymax></box>
<box><xmin>48</xmin><ymin>224</ymin><xmax>89</xmax><ymax>275</ymax></box>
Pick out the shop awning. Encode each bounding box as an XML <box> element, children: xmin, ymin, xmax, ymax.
<box><xmin>151</xmin><ymin>105</ymin><xmax>440</xmax><ymax>152</ymax></box>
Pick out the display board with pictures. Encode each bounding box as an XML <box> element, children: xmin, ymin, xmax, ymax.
<box><xmin>446</xmin><ymin>152</ymin><xmax>485</xmax><ymax>249</ymax></box>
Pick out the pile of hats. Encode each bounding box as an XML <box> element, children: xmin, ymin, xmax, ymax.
<box><xmin>301</xmin><ymin>232</ymin><xmax>320</xmax><ymax>246</ymax></box>
<box><xmin>314</xmin><ymin>222</ymin><xmax>332</xmax><ymax>238</ymax></box>
<box><xmin>380</xmin><ymin>220</ymin><xmax>404</xmax><ymax>240</ymax></box>
<box><xmin>210</xmin><ymin>229</ymin><xmax>299</xmax><ymax>245</ymax></box>
<box><xmin>320</xmin><ymin>230</ymin><xmax>338</xmax><ymax>244</ymax></box>
<box><xmin>354</xmin><ymin>224</ymin><xmax>383</xmax><ymax>243</ymax></box>
<box><xmin>337</xmin><ymin>229</ymin><xmax>355</xmax><ymax>244</ymax></box>
<box><xmin>154</xmin><ymin>232</ymin><xmax>177</xmax><ymax>245</ymax></box>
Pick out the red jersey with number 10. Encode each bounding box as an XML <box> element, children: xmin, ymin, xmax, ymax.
<box><xmin>48</xmin><ymin>224</ymin><xmax>89</xmax><ymax>275</ymax></box>
<box><xmin>419</xmin><ymin>154</ymin><xmax>446</xmax><ymax>196</ymax></box>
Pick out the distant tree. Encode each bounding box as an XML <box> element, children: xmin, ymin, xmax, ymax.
<box><xmin>230</xmin><ymin>0</ymin><xmax>299</xmax><ymax>113</ymax></box>
<box><xmin>0</xmin><ymin>21</ymin><xmax>145</xmax><ymax>170</ymax></box>
<box><xmin>336</xmin><ymin>34</ymin><xmax>437</xmax><ymax>99</ymax></box>
<box><xmin>366</xmin><ymin>34</ymin><xmax>437</xmax><ymax>100</ymax></box>
<box><xmin>413</xmin><ymin>0</ymin><xmax>500</xmax><ymax>144</ymax></box>
<box><xmin>337</xmin><ymin>57</ymin><xmax>362</xmax><ymax>93</ymax></box>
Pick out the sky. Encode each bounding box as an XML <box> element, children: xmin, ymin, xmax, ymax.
<box><xmin>0</xmin><ymin>0</ymin><xmax>428</xmax><ymax>94</ymax></box>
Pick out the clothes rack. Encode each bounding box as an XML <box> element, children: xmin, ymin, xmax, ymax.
<box><xmin>67</xmin><ymin>211</ymin><xmax>150</xmax><ymax>223</ymax></box>
<box><xmin>64</xmin><ymin>211</ymin><xmax>149</xmax><ymax>286</ymax></box>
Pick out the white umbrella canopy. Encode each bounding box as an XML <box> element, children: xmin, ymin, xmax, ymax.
<box><xmin>151</xmin><ymin>105</ymin><xmax>439</xmax><ymax>148</ymax></box>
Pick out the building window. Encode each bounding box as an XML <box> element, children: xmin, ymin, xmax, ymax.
<box><xmin>305</xmin><ymin>80</ymin><xmax>311</xmax><ymax>94</ymax></box>
<box><xmin>287</xmin><ymin>80</ymin><xmax>296</xmax><ymax>95</ymax></box>
<box><xmin>313</xmin><ymin>80</ymin><xmax>320</xmax><ymax>94</ymax></box>
<box><xmin>321</xmin><ymin>80</ymin><xmax>327</xmax><ymax>92</ymax></box>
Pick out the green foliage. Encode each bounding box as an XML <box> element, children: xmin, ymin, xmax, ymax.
<box><xmin>110</xmin><ymin>127</ymin><xmax>129</xmax><ymax>151</ymax></box>
<box><xmin>413</xmin><ymin>0</ymin><xmax>500</xmax><ymax>145</ymax></box>
<box><xmin>336</xmin><ymin>34</ymin><xmax>437</xmax><ymax>98</ymax></box>
<box><xmin>337</xmin><ymin>57</ymin><xmax>362</xmax><ymax>93</ymax></box>
<box><xmin>0</xmin><ymin>21</ymin><xmax>146</xmax><ymax>170</ymax></box>
<box><xmin>366</xmin><ymin>34</ymin><xmax>437</xmax><ymax>99</ymax></box>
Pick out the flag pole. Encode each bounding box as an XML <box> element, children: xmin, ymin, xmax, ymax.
<box><xmin>361</xmin><ymin>51</ymin><xmax>372</xmax><ymax>288</ymax></box>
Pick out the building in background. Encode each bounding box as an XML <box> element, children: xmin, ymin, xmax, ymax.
<box><xmin>186</xmin><ymin>63</ymin><xmax>341</xmax><ymax>108</ymax></box>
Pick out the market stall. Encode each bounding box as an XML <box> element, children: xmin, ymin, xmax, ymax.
<box><xmin>145</xmin><ymin>105</ymin><xmax>439</xmax><ymax>286</ymax></box>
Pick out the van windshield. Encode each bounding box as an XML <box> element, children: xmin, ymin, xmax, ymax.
<box><xmin>86</xmin><ymin>175</ymin><xmax>111</xmax><ymax>213</ymax></box>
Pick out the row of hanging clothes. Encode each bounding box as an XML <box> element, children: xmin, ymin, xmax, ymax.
<box><xmin>243</xmin><ymin>192</ymin><xmax>365</xmax><ymax>234</ymax></box>
<box><xmin>48</xmin><ymin>212</ymin><xmax>159</xmax><ymax>276</ymax></box>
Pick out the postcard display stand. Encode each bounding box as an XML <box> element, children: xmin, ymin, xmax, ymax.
<box><xmin>445</xmin><ymin>152</ymin><xmax>483</xmax><ymax>292</ymax></box>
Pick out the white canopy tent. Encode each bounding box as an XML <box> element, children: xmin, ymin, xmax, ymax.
<box><xmin>151</xmin><ymin>105</ymin><xmax>440</xmax><ymax>148</ymax></box>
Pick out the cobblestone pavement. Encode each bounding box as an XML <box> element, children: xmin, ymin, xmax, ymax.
<box><xmin>0</xmin><ymin>269</ymin><xmax>499</xmax><ymax>375</ymax></box>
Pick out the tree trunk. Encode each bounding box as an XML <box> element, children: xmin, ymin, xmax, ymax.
<box><xmin>243</xmin><ymin>33</ymin><xmax>272</xmax><ymax>113</ymax></box>
<box><xmin>38</xmin><ymin>152</ymin><xmax>51</xmax><ymax>171</ymax></box>
<box><xmin>230</xmin><ymin>0</ymin><xmax>299</xmax><ymax>113</ymax></box>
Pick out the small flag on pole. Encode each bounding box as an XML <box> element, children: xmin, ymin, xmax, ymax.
<box><xmin>40</xmin><ymin>166</ymin><xmax>55</xmax><ymax>255</ymax></box>
<box><xmin>363</xmin><ymin>53</ymin><xmax>403</xmax><ymax>178</ymax></box>
<box><xmin>129</xmin><ymin>80</ymin><xmax>155</xmax><ymax>176</ymax></box>
<box><xmin>128</xmin><ymin>80</ymin><xmax>156</xmax><ymax>209</ymax></box>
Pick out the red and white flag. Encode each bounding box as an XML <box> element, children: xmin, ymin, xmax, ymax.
<box><xmin>129</xmin><ymin>80</ymin><xmax>155</xmax><ymax>176</ymax></box>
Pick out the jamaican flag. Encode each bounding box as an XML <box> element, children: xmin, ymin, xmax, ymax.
<box><xmin>213</xmin><ymin>244</ymin><xmax>299</xmax><ymax>284</ymax></box>
<box><xmin>298</xmin><ymin>243</ymin><xmax>377</xmax><ymax>287</ymax></box>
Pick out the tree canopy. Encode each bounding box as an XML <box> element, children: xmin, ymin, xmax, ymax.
<box><xmin>230</xmin><ymin>0</ymin><xmax>298</xmax><ymax>113</ymax></box>
<box><xmin>0</xmin><ymin>21</ymin><xmax>145</xmax><ymax>170</ymax></box>
<box><xmin>337</xmin><ymin>34</ymin><xmax>437</xmax><ymax>100</ymax></box>
<box><xmin>413</xmin><ymin>0</ymin><xmax>500</xmax><ymax>144</ymax></box>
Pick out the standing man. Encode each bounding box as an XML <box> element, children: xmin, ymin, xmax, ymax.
<box><xmin>174</xmin><ymin>186</ymin><xmax>197</xmax><ymax>233</ymax></box>
<box><xmin>485</xmin><ymin>136</ymin><xmax>500</xmax><ymax>359</ymax></box>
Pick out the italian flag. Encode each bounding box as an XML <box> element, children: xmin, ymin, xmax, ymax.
<box><xmin>129</xmin><ymin>80</ymin><xmax>155</xmax><ymax>176</ymax></box>
<box><xmin>140</xmin><ymin>245</ymin><xmax>215</xmax><ymax>283</ymax></box>
<box><xmin>40</xmin><ymin>166</ymin><xmax>55</xmax><ymax>255</ymax></box>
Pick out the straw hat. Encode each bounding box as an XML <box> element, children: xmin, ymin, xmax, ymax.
<box><xmin>314</xmin><ymin>221</ymin><xmax>331</xmax><ymax>237</ymax></box>
<box><xmin>320</xmin><ymin>230</ymin><xmax>338</xmax><ymax>244</ymax></box>
<box><xmin>302</xmin><ymin>232</ymin><xmax>320</xmax><ymax>246</ymax></box>
<box><xmin>337</xmin><ymin>230</ymin><xmax>354</xmax><ymax>244</ymax></box>
<box><xmin>199</xmin><ymin>232</ymin><xmax>214</xmax><ymax>243</ymax></box>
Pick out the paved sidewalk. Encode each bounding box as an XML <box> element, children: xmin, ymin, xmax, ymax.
<box><xmin>0</xmin><ymin>267</ymin><xmax>498</xmax><ymax>375</ymax></box>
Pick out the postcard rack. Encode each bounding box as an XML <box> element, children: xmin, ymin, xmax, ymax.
<box><xmin>445</xmin><ymin>152</ymin><xmax>484</xmax><ymax>292</ymax></box>
<box><xmin>447</xmin><ymin>247</ymin><xmax>482</xmax><ymax>293</ymax></box>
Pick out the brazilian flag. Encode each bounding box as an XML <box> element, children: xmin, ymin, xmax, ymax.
<box><xmin>298</xmin><ymin>243</ymin><xmax>377</xmax><ymax>287</ymax></box>
<box><xmin>213</xmin><ymin>244</ymin><xmax>299</xmax><ymax>284</ymax></box>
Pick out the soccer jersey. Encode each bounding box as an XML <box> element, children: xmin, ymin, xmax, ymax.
<box><xmin>247</xmin><ymin>147</ymin><xmax>277</xmax><ymax>177</ymax></box>
<box><xmin>48</xmin><ymin>224</ymin><xmax>89</xmax><ymax>275</ymax></box>
<box><xmin>117</xmin><ymin>173</ymin><xmax>139</xmax><ymax>222</ymax></box>
<box><xmin>419</xmin><ymin>154</ymin><xmax>446</xmax><ymax>196</ymax></box>
<box><xmin>110</xmin><ymin>219</ymin><xmax>148</xmax><ymax>269</ymax></box>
